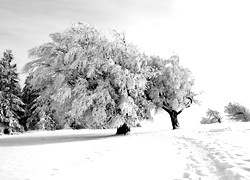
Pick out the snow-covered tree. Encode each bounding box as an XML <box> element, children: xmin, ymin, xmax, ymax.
<box><xmin>22</xmin><ymin>23</ymin><xmax>151</xmax><ymax>129</ymax></box>
<box><xmin>145</xmin><ymin>55</ymin><xmax>200</xmax><ymax>129</ymax></box>
<box><xmin>200</xmin><ymin>109</ymin><xmax>222</xmax><ymax>124</ymax></box>
<box><xmin>21</xmin><ymin>74</ymin><xmax>50</xmax><ymax>130</ymax></box>
<box><xmin>224</xmin><ymin>102</ymin><xmax>250</xmax><ymax>122</ymax></box>
<box><xmin>0</xmin><ymin>50</ymin><xmax>24</xmax><ymax>132</ymax></box>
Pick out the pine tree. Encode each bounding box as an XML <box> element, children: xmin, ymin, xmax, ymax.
<box><xmin>21</xmin><ymin>74</ymin><xmax>40</xmax><ymax>130</ymax></box>
<box><xmin>0</xmin><ymin>50</ymin><xmax>24</xmax><ymax>133</ymax></box>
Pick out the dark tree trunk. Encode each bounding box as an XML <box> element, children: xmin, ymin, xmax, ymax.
<box><xmin>168</xmin><ymin>110</ymin><xmax>180</xmax><ymax>130</ymax></box>
<box><xmin>218</xmin><ymin>118</ymin><xmax>221</xmax><ymax>123</ymax></box>
<box><xmin>162</xmin><ymin>107</ymin><xmax>184</xmax><ymax>130</ymax></box>
<box><xmin>116</xmin><ymin>123</ymin><xmax>131</xmax><ymax>135</ymax></box>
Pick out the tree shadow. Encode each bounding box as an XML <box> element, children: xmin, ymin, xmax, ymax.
<box><xmin>0</xmin><ymin>132</ymin><xmax>118</xmax><ymax>147</ymax></box>
<box><xmin>0</xmin><ymin>128</ymin><xmax>171</xmax><ymax>147</ymax></box>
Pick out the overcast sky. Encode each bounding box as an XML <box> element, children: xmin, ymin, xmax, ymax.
<box><xmin>1</xmin><ymin>0</ymin><xmax>250</xmax><ymax>126</ymax></box>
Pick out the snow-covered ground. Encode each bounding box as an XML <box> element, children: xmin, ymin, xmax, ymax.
<box><xmin>1</xmin><ymin>122</ymin><xmax>250</xmax><ymax>180</ymax></box>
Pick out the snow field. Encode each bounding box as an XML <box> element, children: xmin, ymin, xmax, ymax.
<box><xmin>0</xmin><ymin>122</ymin><xmax>250</xmax><ymax>180</ymax></box>
<box><xmin>179</xmin><ymin>123</ymin><xmax>250</xmax><ymax>180</ymax></box>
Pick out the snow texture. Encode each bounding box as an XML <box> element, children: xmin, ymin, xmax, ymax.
<box><xmin>0</xmin><ymin>122</ymin><xmax>250</xmax><ymax>180</ymax></box>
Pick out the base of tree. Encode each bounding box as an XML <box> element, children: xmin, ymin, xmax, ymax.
<box><xmin>3</xmin><ymin>128</ymin><xmax>11</xmax><ymax>135</ymax></box>
<box><xmin>170</xmin><ymin>118</ymin><xmax>180</xmax><ymax>130</ymax></box>
<box><xmin>116</xmin><ymin>123</ymin><xmax>131</xmax><ymax>135</ymax></box>
<box><xmin>70</xmin><ymin>121</ymin><xmax>85</xmax><ymax>130</ymax></box>
<box><xmin>172</xmin><ymin>126</ymin><xmax>180</xmax><ymax>130</ymax></box>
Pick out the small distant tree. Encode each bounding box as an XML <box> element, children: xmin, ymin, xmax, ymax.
<box><xmin>224</xmin><ymin>102</ymin><xmax>250</xmax><ymax>122</ymax></box>
<box><xmin>0</xmin><ymin>50</ymin><xmax>24</xmax><ymax>132</ymax></box>
<box><xmin>200</xmin><ymin>109</ymin><xmax>222</xmax><ymax>124</ymax></box>
<box><xmin>145</xmin><ymin>55</ymin><xmax>200</xmax><ymax>129</ymax></box>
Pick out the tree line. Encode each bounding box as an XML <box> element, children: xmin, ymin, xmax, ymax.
<box><xmin>0</xmin><ymin>23</ymin><xmax>248</xmax><ymax>134</ymax></box>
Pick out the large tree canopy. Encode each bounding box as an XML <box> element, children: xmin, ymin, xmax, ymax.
<box><xmin>146</xmin><ymin>55</ymin><xmax>200</xmax><ymax>129</ymax></box>
<box><xmin>22</xmin><ymin>23</ymin><xmax>200</xmax><ymax>130</ymax></box>
<box><xmin>0</xmin><ymin>50</ymin><xmax>24</xmax><ymax>132</ymax></box>
<box><xmin>23</xmin><ymin>23</ymin><xmax>151</xmax><ymax>129</ymax></box>
<box><xmin>224</xmin><ymin>102</ymin><xmax>250</xmax><ymax>122</ymax></box>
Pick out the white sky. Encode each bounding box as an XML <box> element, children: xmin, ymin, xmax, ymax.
<box><xmin>0</xmin><ymin>0</ymin><xmax>250</xmax><ymax>126</ymax></box>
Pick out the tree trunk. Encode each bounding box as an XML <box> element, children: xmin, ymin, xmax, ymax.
<box><xmin>168</xmin><ymin>110</ymin><xmax>180</xmax><ymax>130</ymax></box>
<box><xmin>116</xmin><ymin>123</ymin><xmax>131</xmax><ymax>135</ymax></box>
<box><xmin>218</xmin><ymin>118</ymin><xmax>221</xmax><ymax>123</ymax></box>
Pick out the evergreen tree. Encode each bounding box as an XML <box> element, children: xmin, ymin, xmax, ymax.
<box><xmin>21</xmin><ymin>74</ymin><xmax>41</xmax><ymax>130</ymax></box>
<box><xmin>145</xmin><ymin>55</ymin><xmax>200</xmax><ymax>129</ymax></box>
<box><xmin>0</xmin><ymin>50</ymin><xmax>24</xmax><ymax>132</ymax></box>
<box><xmin>22</xmin><ymin>73</ymin><xmax>59</xmax><ymax>130</ymax></box>
<box><xmin>22</xmin><ymin>23</ymin><xmax>151</xmax><ymax>129</ymax></box>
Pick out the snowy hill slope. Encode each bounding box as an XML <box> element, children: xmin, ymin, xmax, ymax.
<box><xmin>0</xmin><ymin>122</ymin><xmax>250</xmax><ymax>180</ymax></box>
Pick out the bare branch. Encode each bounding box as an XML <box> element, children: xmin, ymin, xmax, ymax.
<box><xmin>185</xmin><ymin>97</ymin><xmax>193</xmax><ymax>108</ymax></box>
<box><xmin>177</xmin><ymin>108</ymin><xmax>184</xmax><ymax>115</ymax></box>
